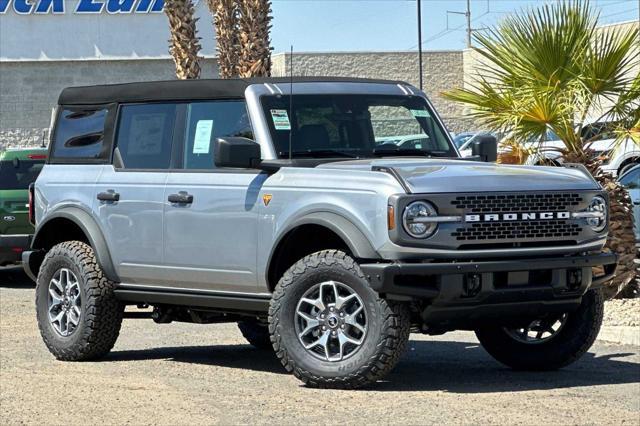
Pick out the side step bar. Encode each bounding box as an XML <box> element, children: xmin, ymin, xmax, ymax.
<box><xmin>115</xmin><ymin>286</ymin><xmax>271</xmax><ymax>314</ymax></box>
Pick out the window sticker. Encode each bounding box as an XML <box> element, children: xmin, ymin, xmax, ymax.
<box><xmin>411</xmin><ymin>109</ymin><xmax>431</xmax><ymax>118</ymax></box>
<box><xmin>193</xmin><ymin>120</ymin><xmax>214</xmax><ymax>154</ymax></box>
<box><xmin>270</xmin><ymin>109</ymin><xmax>291</xmax><ymax>130</ymax></box>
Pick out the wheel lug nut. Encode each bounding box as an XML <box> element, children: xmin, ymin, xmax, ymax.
<box><xmin>341</xmin><ymin>325</ymin><xmax>345</xmax><ymax>329</ymax></box>
<box><xmin>322</xmin><ymin>326</ymin><xmax>326</xmax><ymax>330</ymax></box>
<box><xmin>332</xmin><ymin>331</ymin><xmax>337</xmax><ymax>336</ymax></box>
<box><xmin>330</xmin><ymin>307</ymin><xmax>334</xmax><ymax>312</ymax></box>
<box><xmin>340</xmin><ymin>312</ymin><xmax>344</xmax><ymax>317</ymax></box>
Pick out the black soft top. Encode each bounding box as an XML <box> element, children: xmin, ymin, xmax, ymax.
<box><xmin>58</xmin><ymin>77</ymin><xmax>408</xmax><ymax>105</ymax></box>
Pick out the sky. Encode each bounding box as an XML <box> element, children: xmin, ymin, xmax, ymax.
<box><xmin>269</xmin><ymin>0</ymin><xmax>640</xmax><ymax>53</ymax></box>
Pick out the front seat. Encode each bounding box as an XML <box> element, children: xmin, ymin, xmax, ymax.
<box><xmin>297</xmin><ymin>124</ymin><xmax>330</xmax><ymax>151</ymax></box>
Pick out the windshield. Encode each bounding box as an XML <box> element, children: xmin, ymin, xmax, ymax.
<box><xmin>261</xmin><ymin>94</ymin><xmax>456</xmax><ymax>159</ymax></box>
<box><xmin>0</xmin><ymin>159</ymin><xmax>44</xmax><ymax>190</ymax></box>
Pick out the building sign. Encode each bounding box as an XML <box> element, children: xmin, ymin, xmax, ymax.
<box><xmin>0</xmin><ymin>0</ymin><xmax>169</xmax><ymax>14</ymax></box>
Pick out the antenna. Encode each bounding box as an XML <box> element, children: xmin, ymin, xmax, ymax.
<box><xmin>288</xmin><ymin>45</ymin><xmax>294</xmax><ymax>161</ymax></box>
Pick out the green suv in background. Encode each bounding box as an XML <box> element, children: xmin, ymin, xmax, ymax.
<box><xmin>0</xmin><ymin>147</ymin><xmax>47</xmax><ymax>266</ymax></box>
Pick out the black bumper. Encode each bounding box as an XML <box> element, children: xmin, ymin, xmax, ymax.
<box><xmin>0</xmin><ymin>234</ymin><xmax>32</xmax><ymax>265</ymax></box>
<box><xmin>360</xmin><ymin>252</ymin><xmax>617</xmax><ymax>327</ymax></box>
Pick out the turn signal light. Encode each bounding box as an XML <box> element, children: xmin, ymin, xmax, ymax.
<box><xmin>387</xmin><ymin>205</ymin><xmax>395</xmax><ymax>230</ymax></box>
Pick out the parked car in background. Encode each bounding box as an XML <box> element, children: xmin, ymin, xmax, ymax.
<box><xmin>526</xmin><ymin>121</ymin><xmax>639</xmax><ymax>176</ymax></box>
<box><xmin>452</xmin><ymin>131</ymin><xmax>477</xmax><ymax>149</ymax></box>
<box><xmin>618</xmin><ymin>164</ymin><xmax>640</xmax><ymax>243</ymax></box>
<box><xmin>0</xmin><ymin>147</ymin><xmax>47</xmax><ymax>266</ymax></box>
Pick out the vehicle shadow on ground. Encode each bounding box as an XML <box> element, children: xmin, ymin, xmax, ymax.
<box><xmin>106</xmin><ymin>340</ymin><xmax>640</xmax><ymax>393</ymax></box>
<box><xmin>0</xmin><ymin>266</ymin><xmax>34</xmax><ymax>288</ymax></box>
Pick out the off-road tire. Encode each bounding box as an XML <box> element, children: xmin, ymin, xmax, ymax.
<box><xmin>269</xmin><ymin>250</ymin><xmax>410</xmax><ymax>389</ymax></box>
<box><xmin>237</xmin><ymin>321</ymin><xmax>272</xmax><ymax>349</ymax></box>
<box><xmin>36</xmin><ymin>241</ymin><xmax>124</xmax><ymax>361</ymax></box>
<box><xmin>475</xmin><ymin>289</ymin><xmax>604</xmax><ymax>370</ymax></box>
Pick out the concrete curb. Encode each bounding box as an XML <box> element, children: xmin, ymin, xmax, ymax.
<box><xmin>597</xmin><ymin>326</ymin><xmax>640</xmax><ymax>346</ymax></box>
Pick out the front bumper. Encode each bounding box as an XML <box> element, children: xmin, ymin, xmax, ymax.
<box><xmin>360</xmin><ymin>252</ymin><xmax>617</xmax><ymax>327</ymax></box>
<box><xmin>0</xmin><ymin>234</ymin><xmax>32</xmax><ymax>265</ymax></box>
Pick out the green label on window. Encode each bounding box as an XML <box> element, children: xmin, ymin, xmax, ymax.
<box><xmin>411</xmin><ymin>109</ymin><xmax>431</xmax><ymax>118</ymax></box>
<box><xmin>270</xmin><ymin>109</ymin><xmax>291</xmax><ymax>130</ymax></box>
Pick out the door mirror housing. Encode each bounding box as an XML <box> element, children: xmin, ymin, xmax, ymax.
<box><xmin>214</xmin><ymin>137</ymin><xmax>261</xmax><ymax>168</ymax></box>
<box><xmin>471</xmin><ymin>135</ymin><xmax>498</xmax><ymax>162</ymax></box>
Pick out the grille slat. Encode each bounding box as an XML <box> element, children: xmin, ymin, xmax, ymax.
<box><xmin>452</xmin><ymin>220</ymin><xmax>581</xmax><ymax>241</ymax></box>
<box><xmin>451</xmin><ymin>193</ymin><xmax>582</xmax><ymax>213</ymax></box>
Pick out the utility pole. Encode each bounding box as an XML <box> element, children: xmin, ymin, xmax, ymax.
<box><xmin>465</xmin><ymin>0</ymin><xmax>472</xmax><ymax>49</ymax></box>
<box><xmin>447</xmin><ymin>0</ymin><xmax>473</xmax><ymax>49</ymax></box>
<box><xmin>417</xmin><ymin>0</ymin><xmax>423</xmax><ymax>90</ymax></box>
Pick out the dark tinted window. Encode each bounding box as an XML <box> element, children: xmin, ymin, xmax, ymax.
<box><xmin>182</xmin><ymin>100</ymin><xmax>253</xmax><ymax>170</ymax></box>
<box><xmin>0</xmin><ymin>159</ymin><xmax>45</xmax><ymax>190</ymax></box>
<box><xmin>52</xmin><ymin>108</ymin><xmax>107</xmax><ymax>159</ymax></box>
<box><xmin>116</xmin><ymin>104</ymin><xmax>177</xmax><ymax>169</ymax></box>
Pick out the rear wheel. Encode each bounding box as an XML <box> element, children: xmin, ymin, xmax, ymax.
<box><xmin>35</xmin><ymin>241</ymin><xmax>124</xmax><ymax>361</ymax></box>
<box><xmin>269</xmin><ymin>250</ymin><xmax>410</xmax><ymax>389</ymax></box>
<box><xmin>237</xmin><ymin>321</ymin><xmax>271</xmax><ymax>349</ymax></box>
<box><xmin>475</xmin><ymin>289</ymin><xmax>603</xmax><ymax>370</ymax></box>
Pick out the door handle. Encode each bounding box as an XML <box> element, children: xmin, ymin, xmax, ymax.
<box><xmin>97</xmin><ymin>191</ymin><xmax>120</xmax><ymax>202</ymax></box>
<box><xmin>168</xmin><ymin>192</ymin><xmax>194</xmax><ymax>204</ymax></box>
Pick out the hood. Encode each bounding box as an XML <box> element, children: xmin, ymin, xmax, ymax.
<box><xmin>317</xmin><ymin>158</ymin><xmax>599</xmax><ymax>193</ymax></box>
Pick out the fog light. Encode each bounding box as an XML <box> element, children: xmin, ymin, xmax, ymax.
<box><xmin>567</xmin><ymin>269</ymin><xmax>582</xmax><ymax>290</ymax></box>
<box><xmin>463</xmin><ymin>273</ymin><xmax>482</xmax><ymax>297</ymax></box>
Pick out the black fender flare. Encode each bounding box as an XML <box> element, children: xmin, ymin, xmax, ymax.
<box><xmin>32</xmin><ymin>207</ymin><xmax>120</xmax><ymax>282</ymax></box>
<box><xmin>271</xmin><ymin>211</ymin><xmax>380</xmax><ymax>261</ymax></box>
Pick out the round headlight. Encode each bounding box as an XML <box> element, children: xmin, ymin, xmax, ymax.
<box><xmin>587</xmin><ymin>195</ymin><xmax>607</xmax><ymax>232</ymax></box>
<box><xmin>403</xmin><ymin>201</ymin><xmax>438</xmax><ymax>238</ymax></box>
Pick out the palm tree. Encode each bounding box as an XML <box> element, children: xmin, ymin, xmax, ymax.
<box><xmin>207</xmin><ymin>0</ymin><xmax>240</xmax><ymax>78</ymax></box>
<box><xmin>164</xmin><ymin>0</ymin><xmax>202</xmax><ymax>79</ymax></box>
<box><xmin>236</xmin><ymin>0</ymin><xmax>273</xmax><ymax>77</ymax></box>
<box><xmin>443</xmin><ymin>2</ymin><xmax>639</xmax><ymax>298</ymax></box>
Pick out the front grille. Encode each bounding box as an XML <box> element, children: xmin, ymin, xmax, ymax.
<box><xmin>451</xmin><ymin>220</ymin><xmax>582</xmax><ymax>241</ymax></box>
<box><xmin>451</xmin><ymin>193</ymin><xmax>582</xmax><ymax>213</ymax></box>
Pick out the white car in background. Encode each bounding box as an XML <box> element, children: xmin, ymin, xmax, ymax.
<box><xmin>525</xmin><ymin>121</ymin><xmax>639</xmax><ymax>177</ymax></box>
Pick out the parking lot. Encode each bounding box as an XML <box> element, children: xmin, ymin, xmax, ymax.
<box><xmin>1</xmin><ymin>265</ymin><xmax>639</xmax><ymax>425</ymax></box>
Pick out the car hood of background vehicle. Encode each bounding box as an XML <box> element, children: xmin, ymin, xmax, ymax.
<box><xmin>316</xmin><ymin>158</ymin><xmax>599</xmax><ymax>193</ymax></box>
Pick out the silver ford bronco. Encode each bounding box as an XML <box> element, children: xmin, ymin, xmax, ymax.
<box><xmin>24</xmin><ymin>78</ymin><xmax>617</xmax><ymax>388</ymax></box>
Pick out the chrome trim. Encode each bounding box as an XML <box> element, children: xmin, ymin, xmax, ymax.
<box><xmin>413</xmin><ymin>215</ymin><xmax>462</xmax><ymax>223</ymax></box>
<box><xmin>572</xmin><ymin>211</ymin><xmax>605</xmax><ymax>219</ymax></box>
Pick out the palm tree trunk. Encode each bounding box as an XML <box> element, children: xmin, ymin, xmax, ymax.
<box><xmin>207</xmin><ymin>0</ymin><xmax>239</xmax><ymax>78</ymax></box>
<box><xmin>164</xmin><ymin>0</ymin><xmax>202</xmax><ymax>80</ymax></box>
<box><xmin>237</xmin><ymin>0</ymin><xmax>273</xmax><ymax>78</ymax></box>
<box><xmin>564</xmin><ymin>152</ymin><xmax>638</xmax><ymax>298</ymax></box>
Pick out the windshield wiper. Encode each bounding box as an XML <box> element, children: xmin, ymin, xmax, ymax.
<box><xmin>372</xmin><ymin>148</ymin><xmax>448</xmax><ymax>157</ymax></box>
<box><xmin>279</xmin><ymin>150</ymin><xmax>359</xmax><ymax>158</ymax></box>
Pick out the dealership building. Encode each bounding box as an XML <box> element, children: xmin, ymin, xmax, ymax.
<box><xmin>1</xmin><ymin>2</ymin><xmax>637</xmax><ymax>150</ymax></box>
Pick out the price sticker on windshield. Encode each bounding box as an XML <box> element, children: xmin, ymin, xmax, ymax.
<box><xmin>270</xmin><ymin>109</ymin><xmax>291</xmax><ymax>130</ymax></box>
<box><xmin>411</xmin><ymin>109</ymin><xmax>431</xmax><ymax>118</ymax></box>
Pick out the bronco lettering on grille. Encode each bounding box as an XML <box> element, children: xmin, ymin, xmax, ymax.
<box><xmin>465</xmin><ymin>211</ymin><xmax>571</xmax><ymax>222</ymax></box>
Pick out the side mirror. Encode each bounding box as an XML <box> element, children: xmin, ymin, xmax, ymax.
<box><xmin>471</xmin><ymin>135</ymin><xmax>498</xmax><ymax>162</ymax></box>
<box><xmin>214</xmin><ymin>137</ymin><xmax>261</xmax><ymax>168</ymax></box>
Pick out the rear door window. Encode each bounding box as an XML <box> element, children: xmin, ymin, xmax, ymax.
<box><xmin>51</xmin><ymin>107</ymin><xmax>110</xmax><ymax>161</ymax></box>
<box><xmin>115</xmin><ymin>104</ymin><xmax>178</xmax><ymax>170</ymax></box>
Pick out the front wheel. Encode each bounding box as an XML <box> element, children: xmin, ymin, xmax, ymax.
<box><xmin>269</xmin><ymin>250</ymin><xmax>410</xmax><ymax>389</ymax></box>
<box><xmin>475</xmin><ymin>289</ymin><xmax>604</xmax><ymax>370</ymax></box>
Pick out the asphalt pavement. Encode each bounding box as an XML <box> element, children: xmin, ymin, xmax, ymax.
<box><xmin>1</xmin><ymin>265</ymin><xmax>639</xmax><ymax>425</ymax></box>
